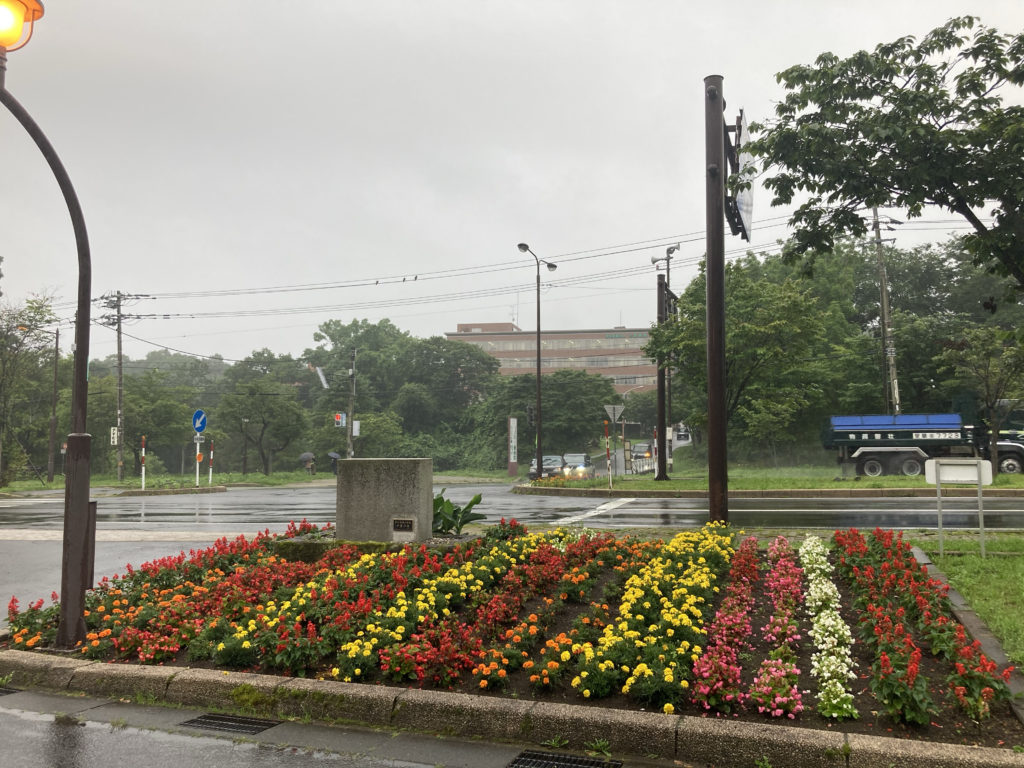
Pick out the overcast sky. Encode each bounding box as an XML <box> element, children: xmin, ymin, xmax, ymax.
<box><xmin>2</xmin><ymin>1</ymin><xmax>1022</xmax><ymax>364</ymax></box>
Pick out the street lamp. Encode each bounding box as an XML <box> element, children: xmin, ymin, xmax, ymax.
<box><xmin>2</xmin><ymin>1</ymin><xmax>96</xmax><ymax>648</ymax></box>
<box><xmin>517</xmin><ymin>243</ymin><xmax>556</xmax><ymax>480</ymax></box>
<box><xmin>651</xmin><ymin>245</ymin><xmax>678</xmax><ymax>477</ymax></box>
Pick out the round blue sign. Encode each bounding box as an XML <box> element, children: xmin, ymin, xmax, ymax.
<box><xmin>192</xmin><ymin>409</ymin><xmax>207</xmax><ymax>433</ymax></box>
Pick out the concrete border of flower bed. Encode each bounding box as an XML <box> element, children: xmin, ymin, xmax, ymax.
<box><xmin>1</xmin><ymin>649</ymin><xmax>1022</xmax><ymax>767</ymax></box>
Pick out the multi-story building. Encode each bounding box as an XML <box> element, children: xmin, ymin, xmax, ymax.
<box><xmin>445</xmin><ymin>323</ymin><xmax>656</xmax><ymax>393</ymax></box>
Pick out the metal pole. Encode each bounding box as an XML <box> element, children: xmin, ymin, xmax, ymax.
<box><xmin>47</xmin><ymin>327</ymin><xmax>59</xmax><ymax>483</ymax></box>
<box><xmin>535</xmin><ymin>259</ymin><xmax>543</xmax><ymax>479</ymax></box>
<box><xmin>1</xmin><ymin>56</ymin><xmax>94</xmax><ymax>648</ymax></box>
<box><xmin>977</xmin><ymin>460</ymin><xmax>986</xmax><ymax>558</ymax></box>
<box><xmin>704</xmin><ymin>74</ymin><xmax>728</xmax><ymax>523</ymax></box>
<box><xmin>115</xmin><ymin>291</ymin><xmax>124</xmax><ymax>481</ymax></box>
<box><xmin>347</xmin><ymin>349</ymin><xmax>356</xmax><ymax>458</ymax></box>
<box><xmin>655</xmin><ymin>273</ymin><xmax>668</xmax><ymax>480</ymax></box>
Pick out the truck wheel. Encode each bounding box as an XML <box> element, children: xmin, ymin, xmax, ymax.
<box><xmin>899</xmin><ymin>458</ymin><xmax>923</xmax><ymax>476</ymax></box>
<box><xmin>999</xmin><ymin>455</ymin><xmax>1023</xmax><ymax>474</ymax></box>
<box><xmin>860</xmin><ymin>458</ymin><xmax>885</xmax><ymax>477</ymax></box>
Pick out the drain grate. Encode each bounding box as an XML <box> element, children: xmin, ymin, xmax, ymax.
<box><xmin>506</xmin><ymin>750</ymin><xmax>623</xmax><ymax>768</ymax></box>
<box><xmin>180</xmin><ymin>713</ymin><xmax>281</xmax><ymax>735</ymax></box>
<box><xmin>0</xmin><ymin>687</ymin><xmax>19</xmax><ymax>696</ymax></box>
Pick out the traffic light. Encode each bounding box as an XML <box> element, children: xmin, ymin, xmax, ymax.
<box><xmin>526</xmin><ymin>405</ymin><xmax>535</xmax><ymax>426</ymax></box>
<box><xmin>334</xmin><ymin>412</ymin><xmax>346</xmax><ymax>428</ymax></box>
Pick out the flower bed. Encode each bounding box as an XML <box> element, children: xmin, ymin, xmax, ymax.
<box><xmin>5</xmin><ymin>521</ymin><xmax>1022</xmax><ymax>749</ymax></box>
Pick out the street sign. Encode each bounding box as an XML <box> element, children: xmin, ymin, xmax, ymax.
<box><xmin>110</xmin><ymin>427</ymin><xmax>119</xmax><ymax>446</ymax></box>
<box><xmin>192</xmin><ymin>409</ymin><xmax>207</xmax><ymax>432</ymax></box>
<box><xmin>193</xmin><ymin>434</ymin><xmax>205</xmax><ymax>443</ymax></box>
<box><xmin>604</xmin><ymin>404</ymin><xmax>624</xmax><ymax>422</ymax></box>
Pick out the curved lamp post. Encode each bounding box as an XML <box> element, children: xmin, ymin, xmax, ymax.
<box><xmin>2</xmin><ymin>0</ymin><xmax>95</xmax><ymax>648</ymax></box>
<box><xmin>517</xmin><ymin>243</ymin><xmax>556</xmax><ymax>480</ymax></box>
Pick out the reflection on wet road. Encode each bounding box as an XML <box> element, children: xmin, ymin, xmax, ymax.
<box><xmin>1</xmin><ymin>484</ymin><xmax>1023</xmax><ymax>533</ymax></box>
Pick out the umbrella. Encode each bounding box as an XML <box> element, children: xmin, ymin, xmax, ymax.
<box><xmin>299</xmin><ymin>452</ymin><xmax>315</xmax><ymax>461</ymax></box>
<box><xmin>327</xmin><ymin>451</ymin><xmax>342</xmax><ymax>459</ymax></box>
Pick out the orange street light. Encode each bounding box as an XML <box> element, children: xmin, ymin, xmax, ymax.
<box><xmin>0</xmin><ymin>0</ymin><xmax>43</xmax><ymax>50</ymax></box>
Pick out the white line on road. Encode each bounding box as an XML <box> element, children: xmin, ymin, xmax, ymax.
<box><xmin>558</xmin><ymin>498</ymin><xmax>636</xmax><ymax>526</ymax></box>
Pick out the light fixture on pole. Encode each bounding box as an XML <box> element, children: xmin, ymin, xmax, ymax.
<box><xmin>517</xmin><ymin>243</ymin><xmax>556</xmax><ymax>481</ymax></box>
<box><xmin>2</xmin><ymin>0</ymin><xmax>96</xmax><ymax>648</ymax></box>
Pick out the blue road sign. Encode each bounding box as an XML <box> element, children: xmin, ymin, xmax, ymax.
<box><xmin>192</xmin><ymin>409</ymin><xmax>207</xmax><ymax>433</ymax></box>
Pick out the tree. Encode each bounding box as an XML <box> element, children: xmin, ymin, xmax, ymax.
<box><xmin>217</xmin><ymin>351</ymin><xmax>309</xmax><ymax>474</ymax></box>
<box><xmin>645</xmin><ymin>256</ymin><xmax>831</xmax><ymax>460</ymax></box>
<box><xmin>0</xmin><ymin>298</ymin><xmax>57</xmax><ymax>485</ymax></box>
<box><xmin>747</xmin><ymin>17</ymin><xmax>1024</xmax><ymax>290</ymax></box>
<box><xmin>123</xmin><ymin>370</ymin><xmax>195</xmax><ymax>474</ymax></box>
<box><xmin>935</xmin><ymin>327</ymin><xmax>1024</xmax><ymax>476</ymax></box>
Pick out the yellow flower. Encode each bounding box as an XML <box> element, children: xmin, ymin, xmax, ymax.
<box><xmin>663</xmin><ymin>703</ymin><xmax>675</xmax><ymax>714</ymax></box>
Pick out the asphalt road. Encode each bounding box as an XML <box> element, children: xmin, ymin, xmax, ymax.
<box><xmin>5</xmin><ymin>482</ymin><xmax>1024</xmax><ymax>532</ymax></box>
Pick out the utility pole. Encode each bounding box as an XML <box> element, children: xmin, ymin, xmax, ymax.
<box><xmin>704</xmin><ymin>74</ymin><xmax>728</xmax><ymax>523</ymax></box>
<box><xmin>873</xmin><ymin>208</ymin><xmax>901</xmax><ymax>415</ymax></box>
<box><xmin>47</xmin><ymin>327</ymin><xmax>59</xmax><ymax>483</ymax></box>
<box><xmin>115</xmin><ymin>291</ymin><xmax>124</xmax><ymax>481</ymax></box>
<box><xmin>655</xmin><ymin>273</ymin><xmax>669</xmax><ymax>481</ymax></box>
<box><xmin>100</xmin><ymin>291</ymin><xmax>126</xmax><ymax>481</ymax></box>
<box><xmin>346</xmin><ymin>349</ymin><xmax>356</xmax><ymax>458</ymax></box>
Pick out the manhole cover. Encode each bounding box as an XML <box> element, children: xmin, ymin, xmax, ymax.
<box><xmin>506</xmin><ymin>750</ymin><xmax>623</xmax><ymax>768</ymax></box>
<box><xmin>0</xmin><ymin>687</ymin><xmax>19</xmax><ymax>696</ymax></box>
<box><xmin>180</xmin><ymin>713</ymin><xmax>280</xmax><ymax>735</ymax></box>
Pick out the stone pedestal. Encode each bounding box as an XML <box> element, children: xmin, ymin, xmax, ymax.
<box><xmin>336</xmin><ymin>458</ymin><xmax>432</xmax><ymax>543</ymax></box>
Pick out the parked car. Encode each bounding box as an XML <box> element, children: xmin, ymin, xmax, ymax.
<box><xmin>562</xmin><ymin>453</ymin><xmax>595</xmax><ymax>479</ymax></box>
<box><xmin>528</xmin><ymin>454</ymin><xmax>567</xmax><ymax>480</ymax></box>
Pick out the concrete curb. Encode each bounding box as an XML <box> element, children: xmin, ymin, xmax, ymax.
<box><xmin>1</xmin><ymin>649</ymin><xmax>1021</xmax><ymax>767</ymax></box>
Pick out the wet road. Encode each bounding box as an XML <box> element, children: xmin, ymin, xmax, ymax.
<box><xmin>2</xmin><ymin>483</ymin><xmax>1024</xmax><ymax>533</ymax></box>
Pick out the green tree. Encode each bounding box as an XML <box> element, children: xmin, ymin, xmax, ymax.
<box><xmin>217</xmin><ymin>351</ymin><xmax>309</xmax><ymax>474</ymax></box>
<box><xmin>935</xmin><ymin>327</ymin><xmax>1024</xmax><ymax>476</ymax></box>
<box><xmin>747</xmin><ymin>17</ymin><xmax>1024</xmax><ymax>290</ymax></box>
<box><xmin>123</xmin><ymin>370</ymin><xmax>195</xmax><ymax>475</ymax></box>
<box><xmin>646</xmin><ymin>256</ymin><xmax>830</xmax><ymax>460</ymax></box>
<box><xmin>0</xmin><ymin>298</ymin><xmax>58</xmax><ymax>485</ymax></box>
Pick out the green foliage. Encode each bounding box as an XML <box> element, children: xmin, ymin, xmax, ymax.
<box><xmin>747</xmin><ymin>16</ymin><xmax>1024</xmax><ymax>289</ymax></box>
<box><xmin>432</xmin><ymin>488</ymin><xmax>485</xmax><ymax>535</ymax></box>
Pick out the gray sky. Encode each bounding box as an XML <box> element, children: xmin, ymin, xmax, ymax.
<box><xmin>2</xmin><ymin>1</ymin><xmax>1022</xmax><ymax>364</ymax></box>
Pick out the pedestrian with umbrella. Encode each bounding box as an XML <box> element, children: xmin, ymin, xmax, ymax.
<box><xmin>327</xmin><ymin>451</ymin><xmax>342</xmax><ymax>475</ymax></box>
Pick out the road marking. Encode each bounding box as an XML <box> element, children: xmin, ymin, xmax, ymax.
<box><xmin>559</xmin><ymin>498</ymin><xmax>636</xmax><ymax>526</ymax></box>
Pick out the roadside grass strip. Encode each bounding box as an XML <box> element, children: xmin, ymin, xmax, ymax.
<box><xmin>798</xmin><ymin>535</ymin><xmax>858</xmax><ymax>720</ymax></box>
